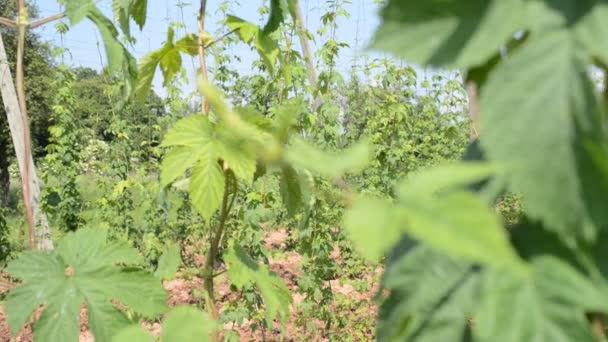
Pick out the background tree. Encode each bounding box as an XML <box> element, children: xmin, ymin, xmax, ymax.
<box><xmin>72</xmin><ymin>67</ymin><xmax>165</xmax><ymax>145</ymax></box>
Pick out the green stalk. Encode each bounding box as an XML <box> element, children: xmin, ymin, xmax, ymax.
<box><xmin>202</xmin><ymin>169</ymin><xmax>237</xmax><ymax>340</ymax></box>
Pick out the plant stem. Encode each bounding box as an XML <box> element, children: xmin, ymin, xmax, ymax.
<box><xmin>590</xmin><ymin>313</ymin><xmax>606</xmax><ymax>340</ymax></box>
<box><xmin>203</xmin><ymin>170</ymin><xmax>236</xmax><ymax>340</ymax></box>
<box><xmin>204</xmin><ymin>28</ymin><xmax>238</xmax><ymax>50</ymax></box>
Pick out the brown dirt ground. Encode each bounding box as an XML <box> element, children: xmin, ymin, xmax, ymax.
<box><xmin>0</xmin><ymin>229</ymin><xmax>379</xmax><ymax>341</ymax></box>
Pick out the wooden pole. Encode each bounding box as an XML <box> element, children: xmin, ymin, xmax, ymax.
<box><xmin>466</xmin><ymin>81</ymin><xmax>480</xmax><ymax>142</ymax></box>
<box><xmin>292</xmin><ymin>0</ymin><xmax>322</xmax><ymax>110</ymax></box>
<box><xmin>198</xmin><ymin>0</ymin><xmax>210</xmax><ymax>115</ymax></box>
<box><xmin>0</xmin><ymin>32</ymin><xmax>53</xmax><ymax>250</ymax></box>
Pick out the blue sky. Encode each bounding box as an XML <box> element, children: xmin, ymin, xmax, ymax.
<box><xmin>31</xmin><ymin>1</ymin><xmax>383</xmax><ymax>96</ymax></box>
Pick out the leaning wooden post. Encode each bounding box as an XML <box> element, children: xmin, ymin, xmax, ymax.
<box><xmin>0</xmin><ymin>32</ymin><xmax>53</xmax><ymax>250</ymax></box>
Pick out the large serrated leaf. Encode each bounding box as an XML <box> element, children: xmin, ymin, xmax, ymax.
<box><xmin>400</xmin><ymin>191</ymin><xmax>522</xmax><ymax>272</ymax></box>
<box><xmin>154</xmin><ymin>243</ymin><xmax>182</xmax><ymax>281</ymax></box>
<box><xmin>575</xmin><ymin>2</ymin><xmax>608</xmax><ymax>65</ymax></box>
<box><xmin>475</xmin><ymin>256</ymin><xmax>607</xmax><ymax>342</ymax></box>
<box><xmin>86</xmin><ymin>7</ymin><xmax>137</xmax><ymax>98</ymax></box>
<box><xmin>161</xmin><ymin>115</ymin><xmax>212</xmax><ymax>147</ymax></box>
<box><xmin>189</xmin><ymin>150</ymin><xmax>225</xmax><ymax>220</ymax></box>
<box><xmin>5</xmin><ymin>229</ymin><xmax>167</xmax><ymax>342</ymax></box>
<box><xmin>162</xmin><ymin>306</ymin><xmax>217</xmax><ymax>341</ymax></box>
<box><xmin>344</xmin><ymin>197</ymin><xmax>404</xmax><ymax>261</ymax></box>
<box><xmin>112</xmin><ymin>0</ymin><xmax>131</xmax><ymax>37</ymax></box>
<box><xmin>109</xmin><ymin>0</ymin><xmax>147</xmax><ymax>36</ymax></box>
<box><xmin>396</xmin><ymin>162</ymin><xmax>496</xmax><ymax>198</ymax></box>
<box><xmin>371</xmin><ymin>0</ymin><xmax>526</xmax><ymax>68</ymax></box>
<box><xmin>64</xmin><ymin>4</ymin><xmax>137</xmax><ymax>100</ymax></box>
<box><xmin>160</xmin><ymin>114</ymin><xmax>258</xmax><ymax>220</ymax></box>
<box><xmin>479</xmin><ymin>29</ymin><xmax>604</xmax><ymax>238</ymax></box>
<box><xmin>160</xmin><ymin>147</ymin><xmax>201</xmax><ymax>188</ymax></box>
<box><xmin>379</xmin><ymin>245</ymin><xmax>478</xmax><ymax>342</ymax></box>
<box><xmin>263</xmin><ymin>0</ymin><xmax>287</xmax><ymax>34</ymax></box>
<box><xmin>129</xmin><ymin>0</ymin><xmax>148</xmax><ymax>30</ymax></box>
<box><xmin>111</xmin><ymin>325</ymin><xmax>152</xmax><ymax>342</ymax></box>
<box><xmin>65</xmin><ymin>0</ymin><xmax>95</xmax><ymax>24</ymax></box>
<box><xmin>345</xmin><ymin>162</ymin><xmax>524</xmax><ymax>272</ymax></box>
<box><xmin>527</xmin><ymin>0</ymin><xmax>608</xmax><ymax>65</ymax></box>
<box><xmin>279</xmin><ymin>165</ymin><xmax>303</xmax><ymax>216</ymax></box>
<box><xmin>112</xmin><ymin>307</ymin><xmax>216</xmax><ymax>342</ymax></box>
<box><xmin>225</xmin><ymin>15</ymin><xmax>280</xmax><ymax>72</ymax></box>
<box><xmin>136</xmin><ymin>28</ymin><xmax>198</xmax><ymax>101</ymax></box>
<box><xmin>285</xmin><ymin>138</ymin><xmax>372</xmax><ymax>178</ymax></box>
<box><xmin>225</xmin><ymin>244</ymin><xmax>292</xmax><ymax>327</ymax></box>
<box><xmin>226</xmin><ymin>15</ymin><xmax>259</xmax><ymax>43</ymax></box>
<box><xmin>215</xmin><ymin>124</ymin><xmax>257</xmax><ymax>185</ymax></box>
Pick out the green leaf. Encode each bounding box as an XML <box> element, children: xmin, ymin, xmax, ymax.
<box><xmin>64</xmin><ymin>3</ymin><xmax>137</xmax><ymax>100</ymax></box>
<box><xmin>55</xmin><ymin>229</ymin><xmax>144</xmax><ymax>270</ymax></box>
<box><xmin>254</xmin><ymin>33</ymin><xmax>280</xmax><ymax>72</ymax></box>
<box><xmin>33</xmin><ymin>285</ymin><xmax>82</xmax><ymax>342</ymax></box>
<box><xmin>475</xmin><ymin>257</ymin><xmax>606</xmax><ymax>342</ymax></box>
<box><xmin>396</xmin><ymin>161</ymin><xmax>496</xmax><ymax>198</ymax></box>
<box><xmin>465</xmin><ymin>33</ymin><xmax>529</xmax><ymax>89</ymax></box>
<box><xmin>87</xmin><ymin>8</ymin><xmax>137</xmax><ymax>97</ymax></box>
<box><xmin>111</xmin><ymin>325</ymin><xmax>153</xmax><ymax>342</ymax></box>
<box><xmin>114</xmin><ymin>307</ymin><xmax>216</xmax><ymax>342</ymax></box>
<box><xmin>87</xmin><ymin>301</ymin><xmax>131</xmax><ymax>341</ymax></box>
<box><xmin>279</xmin><ymin>165</ymin><xmax>303</xmax><ymax>216</ymax></box>
<box><xmin>401</xmin><ymin>191</ymin><xmax>524</xmax><ymax>272</ymax></box>
<box><xmin>479</xmin><ymin>30</ymin><xmax>604</xmax><ymax>238</ymax></box>
<box><xmin>5</xmin><ymin>229</ymin><xmax>168</xmax><ymax>342</ymax></box>
<box><xmin>155</xmin><ymin>243</ymin><xmax>182</xmax><ymax>280</ymax></box>
<box><xmin>129</xmin><ymin>0</ymin><xmax>148</xmax><ymax>30</ymax></box>
<box><xmin>160</xmin><ymin>147</ymin><xmax>201</xmax><ymax>188</ymax></box>
<box><xmin>87</xmin><ymin>9</ymin><xmax>130</xmax><ymax>75</ymax></box>
<box><xmin>196</xmin><ymin>82</ymin><xmax>279</xmax><ymax>158</ymax></box>
<box><xmin>65</xmin><ymin>0</ymin><xmax>95</xmax><ymax>24</ymax></box>
<box><xmin>527</xmin><ymin>0</ymin><xmax>608</xmax><ymax>65</ymax></box>
<box><xmin>226</xmin><ymin>15</ymin><xmax>259</xmax><ymax>43</ymax></box>
<box><xmin>112</xmin><ymin>0</ymin><xmax>131</xmax><ymax>37</ymax></box>
<box><xmin>5</xmin><ymin>256</ymin><xmax>67</xmax><ymax>337</ymax></box>
<box><xmin>344</xmin><ymin>198</ymin><xmax>404</xmax><ymax>261</ymax></box>
<box><xmin>136</xmin><ymin>28</ymin><xmax>198</xmax><ymax>101</ymax></box>
<box><xmin>111</xmin><ymin>0</ymin><xmax>148</xmax><ymax>36</ymax></box>
<box><xmin>135</xmin><ymin>50</ymin><xmax>162</xmax><ymax>101</ymax></box>
<box><xmin>510</xmin><ymin>219</ymin><xmax>581</xmax><ymax>265</ymax></box>
<box><xmin>286</xmin><ymin>138</ymin><xmax>372</xmax><ymax>178</ymax></box>
<box><xmin>379</xmin><ymin>245</ymin><xmax>478</xmax><ymax>342</ymax></box>
<box><xmin>225</xmin><ymin>15</ymin><xmax>280</xmax><ymax>71</ymax></box>
<box><xmin>159</xmin><ymin>48</ymin><xmax>182</xmax><ymax>87</ymax></box>
<box><xmin>263</xmin><ymin>0</ymin><xmax>287</xmax><ymax>34</ymax></box>
<box><xmin>371</xmin><ymin>0</ymin><xmax>526</xmax><ymax>68</ymax></box>
<box><xmin>215</xmin><ymin>125</ymin><xmax>257</xmax><ymax>184</ymax></box>
<box><xmin>346</xmin><ymin>162</ymin><xmax>524</xmax><ymax>272</ymax></box>
<box><xmin>160</xmin><ymin>114</ymin><xmax>258</xmax><ymax>219</ymax></box>
<box><xmin>271</xmin><ymin>100</ymin><xmax>300</xmax><ymax>143</ymax></box>
<box><xmin>174</xmin><ymin>34</ymin><xmax>199</xmax><ymax>55</ymax></box>
<box><xmin>575</xmin><ymin>2</ymin><xmax>608</xmax><ymax>65</ymax></box>
<box><xmin>162</xmin><ymin>306</ymin><xmax>217</xmax><ymax>341</ymax></box>
<box><xmin>189</xmin><ymin>149</ymin><xmax>225</xmax><ymax>220</ymax></box>
<box><xmin>225</xmin><ymin>244</ymin><xmax>292</xmax><ymax>327</ymax></box>
<box><xmin>161</xmin><ymin>115</ymin><xmax>212</xmax><ymax>148</ymax></box>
